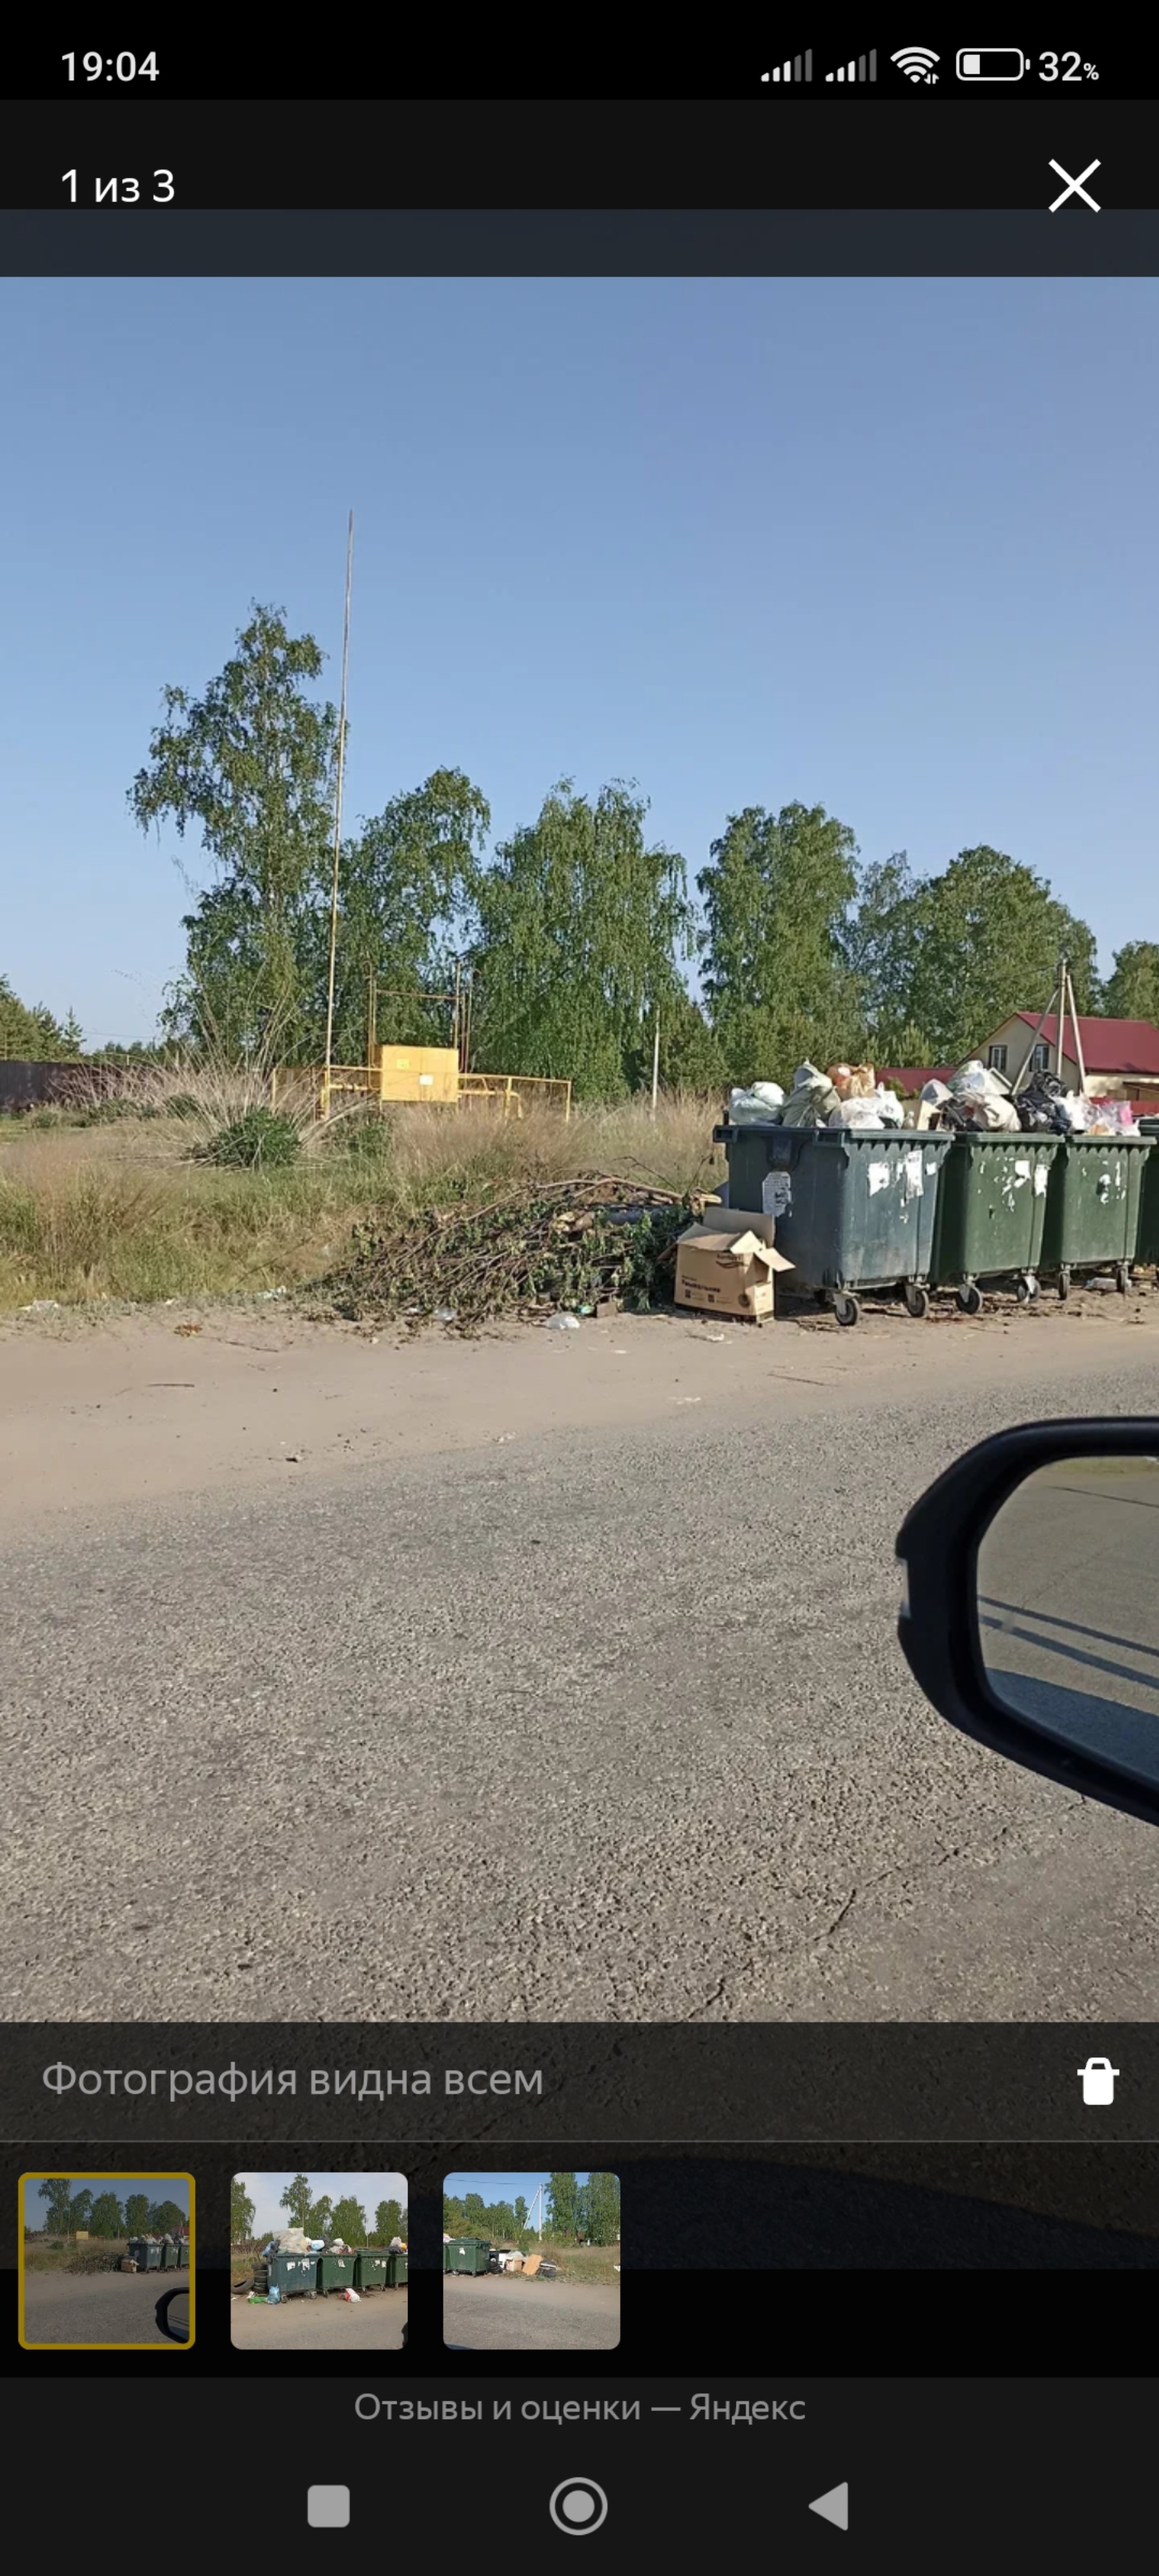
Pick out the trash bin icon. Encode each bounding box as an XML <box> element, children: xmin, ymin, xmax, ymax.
<box><xmin>1078</xmin><ymin>2056</ymin><xmax>1119</xmax><ymax>2106</ymax></box>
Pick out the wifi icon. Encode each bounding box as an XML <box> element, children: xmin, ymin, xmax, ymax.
<box><xmin>892</xmin><ymin>45</ymin><xmax>940</xmax><ymax>81</ymax></box>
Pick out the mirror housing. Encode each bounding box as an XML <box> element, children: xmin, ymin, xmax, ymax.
<box><xmin>896</xmin><ymin>1420</ymin><xmax>1159</xmax><ymax>1831</ymax></box>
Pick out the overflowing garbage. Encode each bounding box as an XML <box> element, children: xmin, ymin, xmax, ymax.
<box><xmin>245</xmin><ymin>2232</ymin><xmax>408</xmax><ymax>2302</ymax></box>
<box><xmin>731</xmin><ymin>1062</ymin><xmax>904</xmax><ymax>1135</ymax></box>
<box><xmin>730</xmin><ymin>1054</ymin><xmax>1144</xmax><ymax>1142</ymax></box>
<box><xmin>916</xmin><ymin>1059</ymin><xmax>1144</xmax><ymax>1139</ymax></box>
<box><xmin>716</xmin><ymin>1032</ymin><xmax>1156</xmax><ymax>1323</ymax></box>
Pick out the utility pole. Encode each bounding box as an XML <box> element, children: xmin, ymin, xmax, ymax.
<box><xmin>650</xmin><ymin>1012</ymin><xmax>660</xmax><ymax>1117</ymax></box>
<box><xmin>321</xmin><ymin>511</ymin><xmax>354</xmax><ymax>1119</ymax></box>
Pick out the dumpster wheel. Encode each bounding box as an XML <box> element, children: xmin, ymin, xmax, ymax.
<box><xmin>902</xmin><ymin>1283</ymin><xmax>930</xmax><ymax>1320</ymax></box>
<box><xmin>1116</xmin><ymin>1263</ymin><xmax>1131</xmax><ymax>1295</ymax></box>
<box><xmin>1057</xmin><ymin>1265</ymin><xmax>1071</xmax><ymax>1302</ymax></box>
<box><xmin>956</xmin><ymin>1282</ymin><xmax>983</xmax><ymax>1316</ymax></box>
<box><xmin>832</xmin><ymin>1292</ymin><xmax>860</xmax><ymax>1327</ymax></box>
<box><xmin>1015</xmin><ymin>1275</ymin><xmax>1038</xmax><ymax>1304</ymax></box>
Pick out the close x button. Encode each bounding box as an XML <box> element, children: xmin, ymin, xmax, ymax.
<box><xmin>1049</xmin><ymin>158</ymin><xmax>1101</xmax><ymax>211</ymax></box>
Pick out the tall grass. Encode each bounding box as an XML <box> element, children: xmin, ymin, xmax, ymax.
<box><xmin>0</xmin><ymin>1092</ymin><xmax>725</xmax><ymax>1312</ymax></box>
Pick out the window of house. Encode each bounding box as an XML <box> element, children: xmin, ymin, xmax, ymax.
<box><xmin>986</xmin><ymin>1045</ymin><xmax>1007</xmax><ymax>1073</ymax></box>
<box><xmin>1032</xmin><ymin>1042</ymin><xmax>1050</xmax><ymax>1072</ymax></box>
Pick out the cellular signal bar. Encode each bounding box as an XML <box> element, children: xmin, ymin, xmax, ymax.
<box><xmin>761</xmin><ymin>52</ymin><xmax>813</xmax><ymax>82</ymax></box>
<box><xmin>826</xmin><ymin>50</ymin><xmax>877</xmax><ymax>82</ymax></box>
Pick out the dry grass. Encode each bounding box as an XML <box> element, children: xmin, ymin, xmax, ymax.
<box><xmin>0</xmin><ymin>1091</ymin><xmax>724</xmax><ymax>1313</ymax></box>
<box><xmin>538</xmin><ymin>2241</ymin><xmax>621</xmax><ymax>2287</ymax></box>
<box><xmin>23</xmin><ymin>2238</ymin><xmax>131</xmax><ymax>2273</ymax></box>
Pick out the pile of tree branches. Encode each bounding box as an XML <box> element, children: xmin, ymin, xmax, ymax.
<box><xmin>319</xmin><ymin>1176</ymin><xmax>703</xmax><ymax>1332</ymax></box>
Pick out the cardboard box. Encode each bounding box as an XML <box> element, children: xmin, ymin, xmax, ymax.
<box><xmin>674</xmin><ymin>1209</ymin><xmax>793</xmax><ymax>1321</ymax></box>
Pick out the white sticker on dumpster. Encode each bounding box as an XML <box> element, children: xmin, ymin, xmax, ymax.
<box><xmin>903</xmin><ymin>1150</ymin><xmax>924</xmax><ymax>1199</ymax></box>
<box><xmin>1014</xmin><ymin>1159</ymin><xmax>1030</xmax><ymax>1186</ymax></box>
<box><xmin>762</xmin><ymin>1173</ymin><xmax>793</xmax><ymax>1219</ymax></box>
<box><xmin>867</xmin><ymin>1160</ymin><xmax>891</xmax><ymax>1194</ymax></box>
<box><xmin>1034</xmin><ymin>1164</ymin><xmax>1049</xmax><ymax>1194</ymax></box>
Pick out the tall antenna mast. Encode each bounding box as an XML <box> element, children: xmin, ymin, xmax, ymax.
<box><xmin>321</xmin><ymin>510</ymin><xmax>354</xmax><ymax>1118</ymax></box>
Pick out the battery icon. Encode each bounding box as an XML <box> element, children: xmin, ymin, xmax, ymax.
<box><xmin>956</xmin><ymin>47</ymin><xmax>1027</xmax><ymax>79</ymax></box>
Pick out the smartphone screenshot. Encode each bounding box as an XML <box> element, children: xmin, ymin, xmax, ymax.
<box><xmin>2</xmin><ymin>31</ymin><xmax>1158</xmax><ymax>2562</ymax></box>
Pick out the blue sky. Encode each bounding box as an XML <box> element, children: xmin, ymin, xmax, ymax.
<box><xmin>24</xmin><ymin>2173</ymin><xmax>188</xmax><ymax>2223</ymax></box>
<box><xmin>445</xmin><ymin>2173</ymin><xmax>594</xmax><ymax>2203</ymax></box>
<box><xmin>2</xmin><ymin>277</ymin><xmax>1155</xmax><ymax>1045</ymax></box>
<box><xmin>234</xmin><ymin>2171</ymin><xmax>407</xmax><ymax>2234</ymax></box>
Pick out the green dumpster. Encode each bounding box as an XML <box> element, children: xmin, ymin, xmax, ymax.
<box><xmin>128</xmin><ymin>2238</ymin><xmax>161</xmax><ymax>2270</ymax></box>
<box><xmin>387</xmin><ymin>2251</ymin><xmax>408</xmax><ymax>2287</ymax></box>
<box><xmin>444</xmin><ymin>2236</ymin><xmax>491</xmax><ymax>2274</ymax></box>
<box><xmin>1038</xmin><ymin>1132</ymin><xmax>1154</xmax><ymax>1298</ymax></box>
<box><xmin>318</xmin><ymin>2251</ymin><xmax>357</xmax><ymax>2294</ymax></box>
<box><xmin>1138</xmin><ymin>1121</ymin><xmax>1159</xmax><ymax>1270</ymax></box>
<box><xmin>160</xmin><ymin>2240</ymin><xmax>181</xmax><ymax>2270</ymax></box>
<box><xmin>714</xmin><ymin>1123</ymin><xmax>954</xmax><ymax>1325</ymax></box>
<box><xmin>929</xmin><ymin>1133</ymin><xmax>1062</xmax><ymax>1312</ymax></box>
<box><xmin>354</xmin><ymin>2251</ymin><xmax>388</xmax><ymax>2292</ymax></box>
<box><xmin>255</xmin><ymin>2251</ymin><xmax>317</xmax><ymax>2298</ymax></box>
<box><xmin>177</xmin><ymin>2242</ymin><xmax>188</xmax><ymax>2269</ymax></box>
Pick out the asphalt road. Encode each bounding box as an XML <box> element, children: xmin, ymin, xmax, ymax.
<box><xmin>444</xmin><ymin>2275</ymin><xmax>620</xmax><ymax>2349</ymax></box>
<box><xmin>5</xmin><ymin>1329</ymin><xmax>1159</xmax><ymax>2020</ymax></box>
<box><xmin>22</xmin><ymin>2266</ymin><xmax>190</xmax><ymax>2346</ymax></box>
<box><xmin>231</xmin><ymin>2288</ymin><xmax>406</xmax><ymax>2350</ymax></box>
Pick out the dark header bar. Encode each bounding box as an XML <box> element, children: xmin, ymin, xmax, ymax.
<box><xmin>0</xmin><ymin>100</ymin><xmax>1146</xmax><ymax>212</ymax></box>
<box><xmin>11</xmin><ymin>36</ymin><xmax>1158</xmax><ymax>103</ymax></box>
<box><xmin>4</xmin><ymin>210</ymin><xmax>1154</xmax><ymax>278</ymax></box>
<box><xmin>7</xmin><ymin>2024</ymin><xmax>1158</xmax><ymax>2142</ymax></box>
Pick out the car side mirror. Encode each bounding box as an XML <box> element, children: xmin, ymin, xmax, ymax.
<box><xmin>896</xmin><ymin>1421</ymin><xmax>1159</xmax><ymax>1828</ymax></box>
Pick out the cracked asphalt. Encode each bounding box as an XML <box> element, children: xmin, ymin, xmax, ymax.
<box><xmin>3</xmin><ymin>1309</ymin><xmax>1159</xmax><ymax>2020</ymax></box>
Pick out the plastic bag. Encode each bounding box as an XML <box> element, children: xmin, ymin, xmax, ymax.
<box><xmin>729</xmin><ymin>1083</ymin><xmax>784</xmax><ymax>1124</ymax></box>
<box><xmin>782</xmin><ymin>1065</ymin><xmax>841</xmax><ymax>1127</ymax></box>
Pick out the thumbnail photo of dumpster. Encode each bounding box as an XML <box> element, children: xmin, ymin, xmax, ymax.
<box><xmin>231</xmin><ymin>2171</ymin><xmax>408</xmax><ymax>2351</ymax></box>
<box><xmin>443</xmin><ymin>2171</ymin><xmax>620</xmax><ymax>2351</ymax></box>
<box><xmin>19</xmin><ymin>2171</ymin><xmax>193</xmax><ymax>2350</ymax></box>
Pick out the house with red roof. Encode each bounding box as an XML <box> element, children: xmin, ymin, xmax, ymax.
<box><xmin>880</xmin><ymin>1016</ymin><xmax>1159</xmax><ymax>1113</ymax></box>
<box><xmin>978</xmin><ymin>1013</ymin><xmax>1159</xmax><ymax>1112</ymax></box>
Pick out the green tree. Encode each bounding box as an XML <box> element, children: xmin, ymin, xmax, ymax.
<box><xmin>70</xmin><ymin>2190</ymin><xmax>94</xmax><ymax>2232</ymax></box>
<box><xmin>0</xmin><ymin>976</ymin><xmax>71</xmax><ymax>1060</ymax></box>
<box><xmin>37</xmin><ymin>2179</ymin><xmax>75</xmax><ymax>2235</ymax></box>
<box><xmin>463</xmin><ymin>2193</ymin><xmax>487</xmax><ymax>2231</ymax></box>
<box><xmin>373</xmin><ymin>2199</ymin><xmax>403</xmax><ymax>2245</ymax></box>
<box><xmin>130</xmin><ymin>604</ymin><xmax>337</xmax><ymax>1054</ymax></box>
<box><xmin>546</xmin><ymin>2173</ymin><xmax>581</xmax><ymax>2241</ymax></box>
<box><xmin>330</xmin><ymin>2196</ymin><xmax>368</xmax><ymax>2244</ymax></box>
<box><xmin>650</xmin><ymin>985</ymin><xmax>727</xmax><ymax>1094</ymax></box>
<box><xmin>88</xmin><ymin>2193</ymin><xmax>124</xmax><ymax>2238</ymax></box>
<box><xmin>279</xmin><ymin>2174</ymin><xmax>313</xmax><ymax>2229</ymax></box>
<box><xmin>471</xmin><ymin>780</ymin><xmax>694</xmax><ymax>1098</ymax></box>
<box><xmin>230</xmin><ymin>2182</ymin><xmax>255</xmax><ymax>2245</ymax></box>
<box><xmin>878</xmin><ymin>846</ymin><xmax>1100</xmax><ymax>1063</ymax></box>
<box><xmin>513</xmin><ymin>2196</ymin><xmax>528</xmax><ymax>2232</ymax></box>
<box><xmin>298</xmin><ymin>769</ymin><xmax>489</xmax><ymax>1064</ymax></box>
<box><xmin>59</xmin><ymin>1009</ymin><xmax>84</xmax><ymax>1057</ymax></box>
<box><xmin>578</xmin><ymin>2174</ymin><xmax>621</xmax><ymax>2245</ymax></box>
<box><xmin>148</xmin><ymin>2201</ymin><xmax>186</xmax><ymax>2236</ymax></box>
<box><xmin>443</xmin><ymin>2196</ymin><xmax>465</xmax><ymax>2234</ymax></box>
<box><xmin>1103</xmin><ymin>940</ymin><xmax>1159</xmax><ymax>1024</ymax></box>
<box><xmin>840</xmin><ymin>853</ymin><xmax>936</xmax><ymax>1060</ymax></box>
<box><xmin>143</xmin><ymin>2191</ymin><xmax>169</xmax><ymax>2240</ymax></box>
<box><xmin>699</xmin><ymin>803</ymin><xmax>861</xmax><ymax>1084</ymax></box>
<box><xmin>305</xmin><ymin>2197</ymin><xmax>334</xmax><ymax>2239</ymax></box>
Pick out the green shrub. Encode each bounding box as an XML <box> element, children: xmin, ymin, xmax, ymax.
<box><xmin>79</xmin><ymin>1098</ymin><xmax>138</xmax><ymax>1125</ymax></box>
<box><xmin>204</xmin><ymin>1108</ymin><xmax>302</xmax><ymax>1170</ymax></box>
<box><xmin>166</xmin><ymin>1094</ymin><xmax>201</xmax><ymax>1120</ymax></box>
